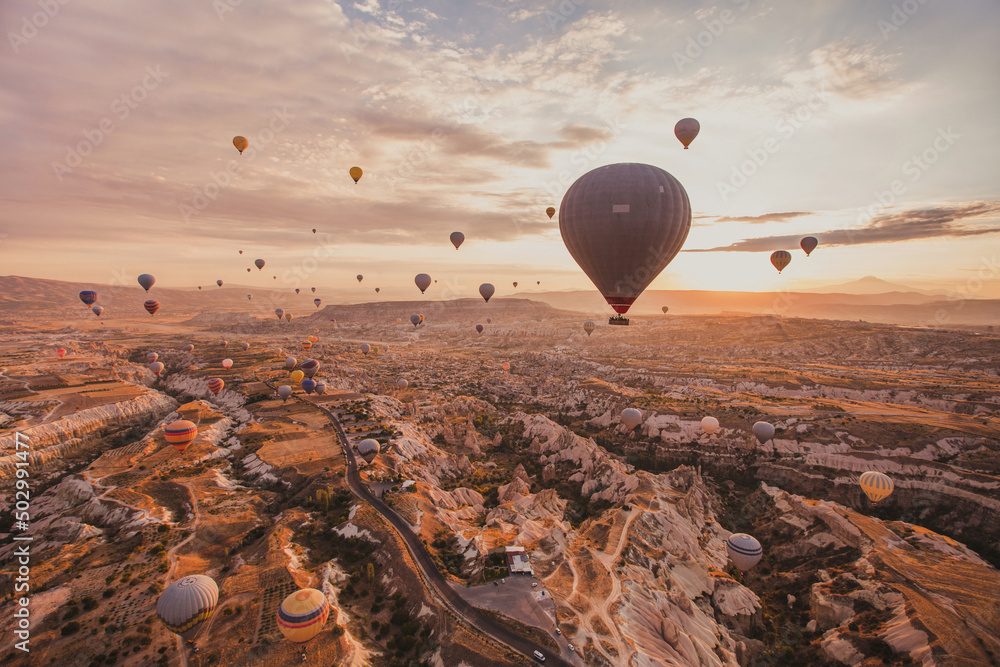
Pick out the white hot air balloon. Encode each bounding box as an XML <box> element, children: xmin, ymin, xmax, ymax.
<box><xmin>357</xmin><ymin>438</ymin><xmax>380</xmax><ymax>463</ymax></box>
<box><xmin>752</xmin><ymin>421</ymin><xmax>775</xmax><ymax>444</ymax></box>
<box><xmin>726</xmin><ymin>533</ymin><xmax>762</xmax><ymax>571</ymax></box>
<box><xmin>701</xmin><ymin>416</ymin><xmax>720</xmax><ymax>434</ymax></box>
<box><xmin>620</xmin><ymin>408</ymin><xmax>642</xmax><ymax>431</ymax></box>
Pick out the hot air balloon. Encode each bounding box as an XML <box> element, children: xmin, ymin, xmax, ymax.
<box><xmin>221</xmin><ymin>359</ymin><xmax>233</xmax><ymax>370</ymax></box>
<box><xmin>450</xmin><ymin>232</ymin><xmax>465</xmax><ymax>250</ymax></box>
<box><xmin>375</xmin><ymin>287</ymin><xmax>380</xmax><ymax>293</ymax></box>
<box><xmin>147</xmin><ymin>352</ymin><xmax>159</xmax><ymax>363</ymax></box>
<box><xmin>415</xmin><ymin>274</ymin><xmax>432</xmax><ymax>294</ymax></box>
<box><xmin>311</xmin><ymin>287</ymin><xmax>316</xmax><ymax>293</ymax></box>
<box><xmin>513</xmin><ymin>281</ymin><xmax>518</xmax><ymax>288</ymax></box>
<box><xmin>164</xmin><ymin>420</ymin><xmax>196</xmax><ymax>453</ymax></box>
<box><xmin>241</xmin><ymin>342</ymin><xmax>250</xmax><ymax>351</ymax></box>
<box><xmin>381</xmin><ymin>344</ymin><xmax>389</xmax><ymax>353</ymax></box>
<box><xmin>208</xmin><ymin>378</ymin><xmax>224</xmax><ymax>395</ymax></box>
<box><xmin>56</xmin><ymin>348</ymin><xmax>66</xmax><ymax>358</ymax></box>
<box><xmin>300</xmin><ymin>359</ymin><xmax>319</xmax><ymax>377</ymax></box>
<box><xmin>620</xmin><ymin>408</ymin><xmax>642</xmax><ymax>431</ymax></box>
<box><xmin>357</xmin><ymin>438</ymin><xmax>380</xmax><ymax>463</ymax></box>
<box><xmin>859</xmin><ymin>471</ymin><xmax>894</xmax><ymax>503</ymax></box>
<box><xmin>479</xmin><ymin>283</ymin><xmax>495</xmax><ymax>302</ymax></box>
<box><xmin>674</xmin><ymin>118</ymin><xmax>700</xmax><ymax>149</ymax></box>
<box><xmin>770</xmin><ymin>251</ymin><xmax>791</xmax><ymax>274</ymax></box>
<box><xmin>233</xmin><ymin>136</ymin><xmax>249</xmax><ymax>154</ymax></box>
<box><xmin>800</xmin><ymin>236</ymin><xmax>818</xmax><ymax>256</ymax></box>
<box><xmin>560</xmin><ymin>164</ymin><xmax>690</xmax><ymax>316</ymax></box>
<box><xmin>220</xmin><ymin>341</ymin><xmax>228</xmax><ymax>349</ymax></box>
<box><xmin>184</xmin><ymin>344</ymin><xmax>194</xmax><ymax>353</ymax></box>
<box><xmin>360</xmin><ymin>343</ymin><xmax>370</xmax><ymax>355</ymax></box>
<box><xmin>752</xmin><ymin>422</ymin><xmax>775</xmax><ymax>444</ymax></box>
<box><xmin>486</xmin><ymin>317</ymin><xmax>492</xmax><ymax>324</ymax></box>
<box><xmin>79</xmin><ymin>290</ymin><xmax>98</xmax><ymax>305</ymax></box>
<box><xmin>726</xmin><ymin>533</ymin><xmax>762</xmax><ymax>571</ymax></box>
<box><xmin>246</xmin><ymin>268</ymin><xmax>251</xmax><ymax>273</ymax></box>
<box><xmin>144</xmin><ymin>300</ymin><xmax>160</xmax><ymax>316</ymax></box>
<box><xmin>312</xmin><ymin>229</ymin><xmax>316</xmax><ymax>234</ymax></box>
<box><xmin>149</xmin><ymin>361</ymin><xmax>164</xmax><ymax>376</ymax></box>
<box><xmin>397</xmin><ymin>378</ymin><xmax>408</xmax><ymax>390</ymax></box>
<box><xmin>537</xmin><ymin>281</ymin><xmax>540</xmax><ymax>285</ymax></box>
<box><xmin>216</xmin><ymin>279</ymin><xmax>224</xmax><ymax>287</ymax></box>
<box><xmin>409</xmin><ymin>314</ymin><xmax>421</xmax><ymax>327</ymax></box>
<box><xmin>294</xmin><ymin>289</ymin><xmax>300</xmax><ymax>295</ymax></box>
<box><xmin>247</xmin><ymin>294</ymin><xmax>253</xmax><ymax>301</ymax></box>
<box><xmin>276</xmin><ymin>588</ymin><xmax>329</xmax><ymax>643</ymax></box>
<box><xmin>701</xmin><ymin>416</ymin><xmax>720</xmax><ymax>434</ymax></box>
<box><xmin>302</xmin><ymin>341</ymin><xmax>312</xmax><ymax>351</ymax></box>
<box><xmin>301</xmin><ymin>379</ymin><xmax>316</xmax><ymax>394</ymax></box>
<box><xmin>313</xmin><ymin>298</ymin><xmax>321</xmax><ymax>308</ymax></box>
<box><xmin>583</xmin><ymin>321</ymin><xmax>596</xmax><ymax>336</ymax></box>
<box><xmin>356</xmin><ymin>275</ymin><xmax>363</xmax><ymax>283</ymax></box>
<box><xmin>492</xmin><ymin>351</ymin><xmax>499</xmax><ymax>357</ymax></box>
<box><xmin>239</xmin><ymin>250</ymin><xmax>243</xmax><ymax>254</ymax></box>
<box><xmin>157</xmin><ymin>575</ymin><xmax>218</xmax><ymax>638</ymax></box>
<box><xmin>349</xmin><ymin>166</ymin><xmax>363</xmax><ymax>183</ymax></box>
<box><xmin>284</xmin><ymin>313</ymin><xmax>292</xmax><ymax>321</ymax></box>
<box><xmin>546</xmin><ymin>207</ymin><xmax>555</xmax><ymax>219</ymax></box>
<box><xmin>275</xmin><ymin>308</ymin><xmax>285</xmax><ymax>320</ymax></box>
<box><xmin>501</xmin><ymin>362</ymin><xmax>510</xmax><ymax>371</ymax></box>
<box><xmin>278</xmin><ymin>385</ymin><xmax>292</xmax><ymax>401</ymax></box>
<box><xmin>476</xmin><ymin>324</ymin><xmax>484</xmax><ymax>334</ymax></box>
<box><xmin>285</xmin><ymin>357</ymin><xmax>297</xmax><ymax>370</ymax></box>
<box><xmin>137</xmin><ymin>274</ymin><xmax>155</xmax><ymax>292</ymax></box>
<box><xmin>290</xmin><ymin>370</ymin><xmax>304</xmax><ymax>383</ymax></box>
<box><xmin>255</xmin><ymin>259</ymin><xmax>265</xmax><ymax>270</ymax></box>
<box><xmin>308</xmin><ymin>335</ymin><xmax>318</xmax><ymax>343</ymax></box>
<box><xmin>314</xmin><ymin>381</ymin><xmax>326</xmax><ymax>395</ymax></box>
<box><xmin>198</xmin><ymin>286</ymin><xmax>202</xmax><ymax>290</ymax></box>
<box><xmin>419</xmin><ymin>314</ymin><xmax>425</xmax><ymax>323</ymax></box>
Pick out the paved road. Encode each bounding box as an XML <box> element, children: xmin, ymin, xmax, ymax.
<box><xmin>313</xmin><ymin>401</ymin><xmax>572</xmax><ymax>667</ymax></box>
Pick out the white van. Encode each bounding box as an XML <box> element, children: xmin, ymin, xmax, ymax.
<box><xmin>533</xmin><ymin>650</ymin><xmax>546</xmax><ymax>662</ymax></box>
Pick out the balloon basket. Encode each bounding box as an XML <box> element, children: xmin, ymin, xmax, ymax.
<box><xmin>608</xmin><ymin>316</ymin><xmax>630</xmax><ymax>326</ymax></box>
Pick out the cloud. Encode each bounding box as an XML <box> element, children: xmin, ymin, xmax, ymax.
<box><xmin>688</xmin><ymin>203</ymin><xmax>1000</xmax><ymax>252</ymax></box>
<box><xmin>714</xmin><ymin>212</ymin><xmax>812</xmax><ymax>224</ymax></box>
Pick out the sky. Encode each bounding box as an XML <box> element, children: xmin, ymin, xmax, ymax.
<box><xmin>2</xmin><ymin>0</ymin><xmax>999</xmax><ymax>300</ymax></box>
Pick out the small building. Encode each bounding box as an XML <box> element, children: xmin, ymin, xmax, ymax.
<box><xmin>501</xmin><ymin>546</ymin><xmax>533</xmax><ymax>575</ymax></box>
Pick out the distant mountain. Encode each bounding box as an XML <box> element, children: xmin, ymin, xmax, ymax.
<box><xmin>801</xmin><ymin>276</ymin><xmax>936</xmax><ymax>295</ymax></box>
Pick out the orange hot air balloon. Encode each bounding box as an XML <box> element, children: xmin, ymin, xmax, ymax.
<box><xmin>144</xmin><ymin>300</ymin><xmax>160</xmax><ymax>316</ymax></box>
<box><xmin>207</xmin><ymin>378</ymin><xmax>224</xmax><ymax>395</ymax></box>
<box><xmin>164</xmin><ymin>420</ymin><xmax>198</xmax><ymax>454</ymax></box>
<box><xmin>290</xmin><ymin>370</ymin><xmax>305</xmax><ymax>383</ymax></box>
<box><xmin>546</xmin><ymin>207</ymin><xmax>555</xmax><ymax>219</ymax></box>
<box><xmin>770</xmin><ymin>250</ymin><xmax>792</xmax><ymax>274</ymax></box>
<box><xmin>233</xmin><ymin>136</ymin><xmax>249</xmax><ymax>154</ymax></box>
<box><xmin>302</xmin><ymin>341</ymin><xmax>313</xmax><ymax>350</ymax></box>
<box><xmin>349</xmin><ymin>166</ymin><xmax>363</xmax><ymax>183</ymax></box>
<box><xmin>56</xmin><ymin>348</ymin><xmax>66</xmax><ymax>358</ymax></box>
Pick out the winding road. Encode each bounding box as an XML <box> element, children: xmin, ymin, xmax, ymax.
<box><xmin>312</xmin><ymin>399</ymin><xmax>572</xmax><ymax>667</ymax></box>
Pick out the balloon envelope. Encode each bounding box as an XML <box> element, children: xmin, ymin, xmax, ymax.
<box><xmin>285</xmin><ymin>357</ymin><xmax>297</xmax><ymax>370</ymax></box>
<box><xmin>137</xmin><ymin>274</ymin><xmax>155</xmax><ymax>291</ymax></box>
<box><xmin>290</xmin><ymin>370</ymin><xmax>304</xmax><ymax>383</ymax></box>
<box><xmin>559</xmin><ymin>163</ymin><xmax>691</xmax><ymax>314</ymax></box>
<box><xmin>397</xmin><ymin>378</ymin><xmax>408</xmax><ymax>389</ymax></box>
<box><xmin>184</xmin><ymin>344</ymin><xmax>194</xmax><ymax>353</ymax></box>
<box><xmin>450</xmin><ymin>232</ymin><xmax>465</xmax><ymax>249</ymax></box>
<box><xmin>300</xmin><ymin>359</ymin><xmax>319</xmax><ymax>377</ymax></box>
<box><xmin>233</xmin><ymin>136</ymin><xmax>248</xmax><ymax>153</ymax></box>
<box><xmin>662</xmin><ymin>306</ymin><xmax>669</xmax><ymax>314</ymax></box>
<box><xmin>800</xmin><ymin>236</ymin><xmax>818</xmax><ymax>256</ymax></box>
<box><xmin>360</xmin><ymin>343</ymin><xmax>370</xmax><ymax>355</ymax></box>
<box><xmin>476</xmin><ymin>324</ymin><xmax>484</xmax><ymax>334</ymax></box>
<box><xmin>546</xmin><ymin>207</ymin><xmax>555</xmax><ymax>219</ymax></box>
<box><xmin>583</xmin><ymin>321</ymin><xmax>596</xmax><ymax>336</ymax></box>
<box><xmin>314</xmin><ymin>381</ymin><xmax>326</xmax><ymax>395</ymax></box>
<box><xmin>770</xmin><ymin>250</ymin><xmax>791</xmax><ymax>273</ymax></box>
<box><xmin>79</xmin><ymin>290</ymin><xmax>98</xmax><ymax>305</ymax></box>
<box><xmin>620</xmin><ymin>408</ymin><xmax>642</xmax><ymax>430</ymax></box>
<box><xmin>752</xmin><ymin>421</ymin><xmax>775</xmax><ymax>444</ymax></box>
<box><xmin>301</xmin><ymin>379</ymin><xmax>316</xmax><ymax>394</ymax></box>
<box><xmin>149</xmin><ymin>361</ymin><xmax>164</xmax><ymax>376</ymax></box>
<box><xmin>356</xmin><ymin>274</ymin><xmax>363</xmax><ymax>282</ymax></box>
<box><xmin>409</xmin><ymin>314</ymin><xmax>421</xmax><ymax>327</ymax></box>
<box><xmin>278</xmin><ymin>385</ymin><xmax>292</xmax><ymax>400</ymax></box>
<box><xmin>277</xmin><ymin>588</ymin><xmax>329</xmax><ymax>643</ymax></box>
<box><xmin>859</xmin><ymin>471</ymin><xmax>894</xmax><ymax>503</ymax></box>
<box><xmin>349</xmin><ymin>166</ymin><xmax>363</xmax><ymax>183</ymax></box>
<box><xmin>674</xmin><ymin>118</ymin><xmax>700</xmax><ymax>149</ymax></box>
<box><xmin>216</xmin><ymin>279</ymin><xmax>223</xmax><ymax>287</ymax></box>
<box><xmin>479</xmin><ymin>283</ymin><xmax>495</xmax><ymax>302</ymax></box>
<box><xmin>241</xmin><ymin>342</ymin><xmax>250</xmax><ymax>351</ymax></box>
<box><xmin>415</xmin><ymin>273</ymin><xmax>432</xmax><ymax>293</ymax></box>
<box><xmin>208</xmin><ymin>378</ymin><xmax>224</xmax><ymax>395</ymax></box>
<box><xmin>255</xmin><ymin>259</ymin><xmax>265</xmax><ymax>270</ymax></box>
<box><xmin>56</xmin><ymin>348</ymin><xmax>66</xmax><ymax>358</ymax></box>
<box><xmin>221</xmin><ymin>359</ymin><xmax>233</xmax><ymax>369</ymax></box>
<box><xmin>164</xmin><ymin>420</ymin><xmax>197</xmax><ymax>453</ymax></box>
<box><xmin>726</xmin><ymin>533</ymin><xmax>762</xmax><ymax>571</ymax></box>
<box><xmin>157</xmin><ymin>575</ymin><xmax>218</xmax><ymax>639</ymax></box>
<box><xmin>147</xmin><ymin>352</ymin><xmax>159</xmax><ymax>363</ymax></box>
<box><xmin>275</xmin><ymin>308</ymin><xmax>285</xmax><ymax>319</ymax></box>
<box><xmin>358</xmin><ymin>438</ymin><xmax>380</xmax><ymax>463</ymax></box>
<box><xmin>701</xmin><ymin>416</ymin><xmax>720</xmax><ymax>434</ymax></box>
<box><xmin>144</xmin><ymin>300</ymin><xmax>160</xmax><ymax>316</ymax></box>
<box><xmin>92</xmin><ymin>305</ymin><xmax>104</xmax><ymax>316</ymax></box>
<box><xmin>314</xmin><ymin>298</ymin><xmax>322</xmax><ymax>308</ymax></box>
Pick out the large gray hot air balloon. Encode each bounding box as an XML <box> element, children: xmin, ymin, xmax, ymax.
<box><xmin>800</xmin><ymin>236</ymin><xmax>818</xmax><ymax>256</ymax></box>
<box><xmin>674</xmin><ymin>118</ymin><xmax>700</xmax><ymax>149</ymax></box>
<box><xmin>752</xmin><ymin>421</ymin><xmax>775</xmax><ymax>444</ymax></box>
<box><xmin>396</xmin><ymin>378</ymin><xmax>408</xmax><ymax>389</ymax></box>
<box><xmin>409</xmin><ymin>313</ymin><xmax>421</xmax><ymax>327</ymax></box>
<box><xmin>278</xmin><ymin>385</ymin><xmax>292</xmax><ymax>401</ymax></box>
<box><xmin>137</xmin><ymin>273</ymin><xmax>156</xmax><ymax>292</ymax></box>
<box><xmin>156</xmin><ymin>575</ymin><xmax>218</xmax><ymax>639</ymax></box>
<box><xmin>275</xmin><ymin>308</ymin><xmax>285</xmax><ymax>320</ymax></box>
<box><xmin>559</xmin><ymin>163</ymin><xmax>690</xmax><ymax>315</ymax></box>
<box><xmin>479</xmin><ymin>283</ymin><xmax>495</xmax><ymax>302</ymax></box>
<box><xmin>254</xmin><ymin>258</ymin><xmax>265</xmax><ymax>270</ymax></box>
<box><xmin>620</xmin><ymin>408</ymin><xmax>642</xmax><ymax>430</ymax></box>
<box><xmin>357</xmin><ymin>438</ymin><xmax>380</xmax><ymax>463</ymax></box>
<box><xmin>450</xmin><ymin>232</ymin><xmax>465</xmax><ymax>250</ymax></box>
<box><xmin>415</xmin><ymin>273</ymin><xmax>432</xmax><ymax>293</ymax></box>
<box><xmin>285</xmin><ymin>357</ymin><xmax>297</xmax><ymax>370</ymax></box>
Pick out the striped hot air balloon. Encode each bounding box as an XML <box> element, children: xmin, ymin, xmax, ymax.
<box><xmin>277</xmin><ymin>588</ymin><xmax>329</xmax><ymax>643</ymax></box>
<box><xmin>726</xmin><ymin>533</ymin><xmax>763</xmax><ymax>571</ymax></box>
<box><xmin>144</xmin><ymin>300</ymin><xmax>160</xmax><ymax>316</ymax></box>
<box><xmin>157</xmin><ymin>575</ymin><xmax>218</xmax><ymax>639</ymax></box>
<box><xmin>300</xmin><ymin>359</ymin><xmax>319</xmax><ymax>377</ymax></box>
<box><xmin>770</xmin><ymin>250</ymin><xmax>792</xmax><ymax>273</ymax></box>
<box><xmin>859</xmin><ymin>471</ymin><xmax>894</xmax><ymax>503</ymax></box>
<box><xmin>207</xmin><ymin>378</ymin><xmax>224</xmax><ymax>395</ymax></box>
<box><xmin>164</xmin><ymin>420</ymin><xmax>198</xmax><ymax>453</ymax></box>
<box><xmin>301</xmin><ymin>378</ymin><xmax>316</xmax><ymax>394</ymax></box>
<box><xmin>302</xmin><ymin>341</ymin><xmax>313</xmax><ymax>351</ymax></box>
<box><xmin>79</xmin><ymin>290</ymin><xmax>98</xmax><ymax>305</ymax></box>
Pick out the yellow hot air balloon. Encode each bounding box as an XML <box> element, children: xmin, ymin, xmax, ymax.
<box><xmin>290</xmin><ymin>370</ymin><xmax>305</xmax><ymax>383</ymax></box>
<box><xmin>349</xmin><ymin>166</ymin><xmax>363</xmax><ymax>183</ymax></box>
<box><xmin>546</xmin><ymin>207</ymin><xmax>555</xmax><ymax>219</ymax></box>
<box><xmin>277</xmin><ymin>588</ymin><xmax>329</xmax><ymax>643</ymax></box>
<box><xmin>233</xmin><ymin>136</ymin><xmax>249</xmax><ymax>154</ymax></box>
<box><xmin>859</xmin><ymin>471</ymin><xmax>894</xmax><ymax>503</ymax></box>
